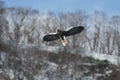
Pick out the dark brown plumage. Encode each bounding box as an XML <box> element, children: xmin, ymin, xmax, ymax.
<box><xmin>43</xmin><ymin>26</ymin><xmax>84</xmax><ymax>46</ymax></box>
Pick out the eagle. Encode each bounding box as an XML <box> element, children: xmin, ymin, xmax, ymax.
<box><xmin>43</xmin><ymin>26</ymin><xmax>84</xmax><ymax>46</ymax></box>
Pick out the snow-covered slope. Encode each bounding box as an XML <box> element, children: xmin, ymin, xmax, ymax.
<box><xmin>1</xmin><ymin>50</ymin><xmax>120</xmax><ymax>80</ymax></box>
<box><xmin>83</xmin><ymin>51</ymin><xmax>120</xmax><ymax>65</ymax></box>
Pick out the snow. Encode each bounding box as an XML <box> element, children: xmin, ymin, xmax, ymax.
<box><xmin>33</xmin><ymin>61</ymin><xmax>58</xmax><ymax>80</ymax></box>
<box><xmin>0</xmin><ymin>69</ymin><xmax>3</xmax><ymax>74</ymax></box>
<box><xmin>34</xmin><ymin>75</ymin><xmax>49</xmax><ymax>80</ymax></box>
<box><xmin>84</xmin><ymin>51</ymin><xmax>120</xmax><ymax>65</ymax></box>
<box><xmin>46</xmin><ymin>61</ymin><xmax>58</xmax><ymax>71</ymax></box>
<box><xmin>40</xmin><ymin>44</ymin><xmax>60</xmax><ymax>53</ymax></box>
<box><xmin>0</xmin><ymin>52</ymin><xmax>6</xmax><ymax>62</ymax></box>
<box><xmin>7</xmin><ymin>69</ymin><xmax>15</xmax><ymax>80</ymax></box>
<box><xmin>105</xmin><ymin>70</ymin><xmax>112</xmax><ymax>76</ymax></box>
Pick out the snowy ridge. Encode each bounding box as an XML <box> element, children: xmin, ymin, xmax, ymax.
<box><xmin>40</xmin><ymin>44</ymin><xmax>60</xmax><ymax>53</ymax></box>
<box><xmin>84</xmin><ymin>51</ymin><xmax>120</xmax><ymax>65</ymax></box>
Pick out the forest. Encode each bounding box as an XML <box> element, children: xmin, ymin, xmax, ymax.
<box><xmin>0</xmin><ymin>1</ymin><xmax>120</xmax><ymax>80</ymax></box>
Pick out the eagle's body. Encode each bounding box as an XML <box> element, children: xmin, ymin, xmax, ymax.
<box><xmin>43</xmin><ymin>26</ymin><xmax>84</xmax><ymax>46</ymax></box>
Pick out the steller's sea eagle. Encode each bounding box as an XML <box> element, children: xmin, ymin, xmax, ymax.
<box><xmin>43</xmin><ymin>26</ymin><xmax>84</xmax><ymax>46</ymax></box>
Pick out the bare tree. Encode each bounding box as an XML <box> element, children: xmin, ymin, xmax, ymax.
<box><xmin>8</xmin><ymin>7</ymin><xmax>31</xmax><ymax>43</ymax></box>
<box><xmin>110</xmin><ymin>16</ymin><xmax>120</xmax><ymax>64</ymax></box>
<box><xmin>87</xmin><ymin>11</ymin><xmax>107</xmax><ymax>53</ymax></box>
<box><xmin>0</xmin><ymin>1</ymin><xmax>8</xmax><ymax>39</ymax></box>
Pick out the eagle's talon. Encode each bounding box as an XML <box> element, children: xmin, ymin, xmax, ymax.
<box><xmin>61</xmin><ymin>38</ymin><xmax>67</xmax><ymax>46</ymax></box>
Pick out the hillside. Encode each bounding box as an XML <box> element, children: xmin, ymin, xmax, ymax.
<box><xmin>0</xmin><ymin>39</ymin><xmax>120</xmax><ymax>80</ymax></box>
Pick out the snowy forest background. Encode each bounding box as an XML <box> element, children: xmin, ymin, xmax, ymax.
<box><xmin>0</xmin><ymin>1</ymin><xmax>120</xmax><ymax>80</ymax></box>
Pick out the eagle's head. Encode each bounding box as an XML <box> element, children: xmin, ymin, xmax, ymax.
<box><xmin>55</xmin><ymin>29</ymin><xmax>62</xmax><ymax>33</ymax></box>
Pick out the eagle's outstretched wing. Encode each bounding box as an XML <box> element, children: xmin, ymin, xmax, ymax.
<box><xmin>43</xmin><ymin>33</ymin><xmax>59</xmax><ymax>41</ymax></box>
<box><xmin>43</xmin><ymin>26</ymin><xmax>84</xmax><ymax>42</ymax></box>
<box><xmin>63</xmin><ymin>26</ymin><xmax>84</xmax><ymax>36</ymax></box>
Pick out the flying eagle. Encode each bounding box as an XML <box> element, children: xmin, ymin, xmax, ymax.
<box><xmin>43</xmin><ymin>26</ymin><xmax>84</xmax><ymax>46</ymax></box>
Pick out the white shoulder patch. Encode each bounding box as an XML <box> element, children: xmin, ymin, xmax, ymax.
<box><xmin>49</xmin><ymin>32</ymin><xmax>57</xmax><ymax>34</ymax></box>
<box><xmin>65</xmin><ymin>27</ymin><xmax>73</xmax><ymax>31</ymax></box>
